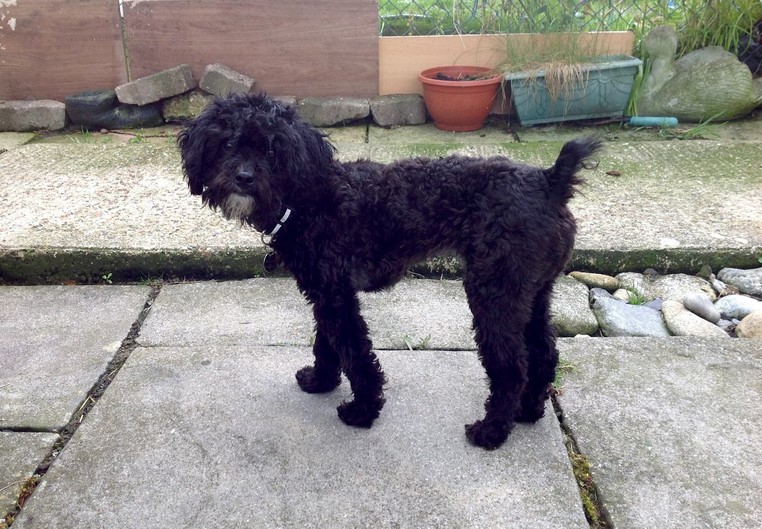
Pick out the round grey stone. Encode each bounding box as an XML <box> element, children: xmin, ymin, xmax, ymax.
<box><xmin>717</xmin><ymin>267</ymin><xmax>762</xmax><ymax>297</ymax></box>
<box><xmin>715</xmin><ymin>294</ymin><xmax>762</xmax><ymax>320</ymax></box>
<box><xmin>592</xmin><ymin>296</ymin><xmax>671</xmax><ymax>337</ymax></box>
<box><xmin>662</xmin><ymin>300</ymin><xmax>729</xmax><ymax>338</ymax></box>
<box><xmin>682</xmin><ymin>291</ymin><xmax>721</xmax><ymax>323</ymax></box>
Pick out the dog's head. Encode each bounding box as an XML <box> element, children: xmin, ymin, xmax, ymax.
<box><xmin>177</xmin><ymin>93</ymin><xmax>335</xmax><ymax>230</ymax></box>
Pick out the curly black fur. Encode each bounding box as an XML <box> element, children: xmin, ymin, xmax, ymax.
<box><xmin>178</xmin><ymin>93</ymin><xmax>601</xmax><ymax>450</ymax></box>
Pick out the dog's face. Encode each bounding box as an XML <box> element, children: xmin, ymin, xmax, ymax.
<box><xmin>177</xmin><ymin>94</ymin><xmax>334</xmax><ymax>230</ymax></box>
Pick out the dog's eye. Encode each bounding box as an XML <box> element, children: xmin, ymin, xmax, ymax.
<box><xmin>266</xmin><ymin>149</ymin><xmax>275</xmax><ymax>158</ymax></box>
<box><xmin>224</xmin><ymin>140</ymin><xmax>234</xmax><ymax>150</ymax></box>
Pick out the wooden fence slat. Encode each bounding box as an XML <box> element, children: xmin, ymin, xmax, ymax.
<box><xmin>122</xmin><ymin>0</ymin><xmax>379</xmax><ymax>98</ymax></box>
<box><xmin>0</xmin><ymin>0</ymin><xmax>126</xmax><ymax>101</ymax></box>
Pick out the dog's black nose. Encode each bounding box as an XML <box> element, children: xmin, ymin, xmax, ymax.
<box><xmin>236</xmin><ymin>170</ymin><xmax>255</xmax><ymax>186</ymax></box>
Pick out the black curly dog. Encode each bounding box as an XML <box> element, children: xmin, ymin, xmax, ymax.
<box><xmin>178</xmin><ymin>94</ymin><xmax>600</xmax><ymax>450</ymax></box>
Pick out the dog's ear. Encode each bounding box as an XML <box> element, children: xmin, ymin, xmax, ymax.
<box><xmin>297</xmin><ymin>121</ymin><xmax>336</xmax><ymax>174</ymax></box>
<box><xmin>177</xmin><ymin>113</ymin><xmax>223</xmax><ymax>195</ymax></box>
<box><xmin>268</xmin><ymin>109</ymin><xmax>336</xmax><ymax>176</ymax></box>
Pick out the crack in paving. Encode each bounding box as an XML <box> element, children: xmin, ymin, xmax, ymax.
<box><xmin>552</xmin><ymin>393</ymin><xmax>613</xmax><ymax>529</ymax></box>
<box><xmin>2</xmin><ymin>285</ymin><xmax>161</xmax><ymax>528</ymax></box>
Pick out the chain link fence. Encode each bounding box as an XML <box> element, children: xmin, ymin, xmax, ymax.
<box><xmin>379</xmin><ymin>0</ymin><xmax>762</xmax><ymax>54</ymax></box>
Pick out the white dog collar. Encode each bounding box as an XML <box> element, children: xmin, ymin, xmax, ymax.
<box><xmin>261</xmin><ymin>208</ymin><xmax>292</xmax><ymax>245</ymax></box>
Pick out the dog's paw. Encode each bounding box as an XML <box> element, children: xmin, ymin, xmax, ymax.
<box><xmin>336</xmin><ymin>399</ymin><xmax>382</xmax><ymax>428</ymax></box>
<box><xmin>295</xmin><ymin>366</ymin><xmax>341</xmax><ymax>394</ymax></box>
<box><xmin>465</xmin><ymin>419</ymin><xmax>511</xmax><ymax>450</ymax></box>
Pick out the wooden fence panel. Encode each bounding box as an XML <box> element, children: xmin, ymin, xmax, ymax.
<box><xmin>0</xmin><ymin>0</ymin><xmax>126</xmax><ymax>101</ymax></box>
<box><xmin>122</xmin><ymin>0</ymin><xmax>379</xmax><ymax>98</ymax></box>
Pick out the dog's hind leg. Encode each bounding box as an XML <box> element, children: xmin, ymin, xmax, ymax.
<box><xmin>301</xmin><ymin>287</ymin><xmax>386</xmax><ymax>428</ymax></box>
<box><xmin>463</xmin><ymin>271</ymin><xmax>532</xmax><ymax>450</ymax></box>
<box><xmin>296</xmin><ymin>329</ymin><xmax>342</xmax><ymax>393</ymax></box>
<box><xmin>515</xmin><ymin>280</ymin><xmax>559</xmax><ymax>423</ymax></box>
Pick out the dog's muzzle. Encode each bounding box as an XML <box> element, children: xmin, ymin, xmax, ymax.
<box><xmin>221</xmin><ymin>193</ymin><xmax>254</xmax><ymax>221</ymax></box>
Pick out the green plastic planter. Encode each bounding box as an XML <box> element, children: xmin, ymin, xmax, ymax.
<box><xmin>505</xmin><ymin>55</ymin><xmax>642</xmax><ymax>126</ymax></box>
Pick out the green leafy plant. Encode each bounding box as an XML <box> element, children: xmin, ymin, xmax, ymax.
<box><xmin>101</xmin><ymin>272</ymin><xmax>113</xmax><ymax>284</ymax></box>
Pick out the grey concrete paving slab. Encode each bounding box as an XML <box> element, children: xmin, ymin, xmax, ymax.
<box><xmin>0</xmin><ymin>285</ymin><xmax>151</xmax><ymax>429</ymax></box>
<box><xmin>368</xmin><ymin>142</ymin><xmax>514</xmax><ymax>162</ymax></box>
<box><xmin>572</xmin><ymin>140</ymin><xmax>762</xmax><ymax>253</ymax></box>
<box><xmin>366</xmin><ymin>122</ymin><xmax>515</xmax><ymax>144</ymax></box>
<box><xmin>333</xmin><ymin>142</ymin><xmax>372</xmax><ymax>162</ymax></box>
<box><xmin>0</xmin><ymin>132</ymin><xmax>35</xmax><ymax>152</ymax></box>
<box><xmin>137</xmin><ymin>278</ymin><xmax>475</xmax><ymax>350</ymax></box>
<box><xmin>137</xmin><ymin>279</ymin><xmax>314</xmax><ymax>348</ymax></box>
<box><xmin>13</xmin><ymin>345</ymin><xmax>588</xmax><ymax>529</ymax></box>
<box><xmin>360</xmin><ymin>279</ymin><xmax>474</xmax><ymax>350</ymax></box>
<box><xmin>557</xmin><ymin>337</ymin><xmax>762</xmax><ymax>529</ymax></box>
<box><xmin>0</xmin><ymin>143</ymin><xmax>260</xmax><ymax>251</ymax></box>
<box><xmin>321</xmin><ymin>125</ymin><xmax>368</xmax><ymax>144</ymax></box>
<box><xmin>0</xmin><ymin>432</ymin><xmax>58</xmax><ymax>517</ymax></box>
<box><xmin>1</xmin><ymin>120</ymin><xmax>761</xmax><ymax>282</ymax></box>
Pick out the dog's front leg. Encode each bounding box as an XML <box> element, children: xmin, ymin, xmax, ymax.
<box><xmin>296</xmin><ymin>330</ymin><xmax>342</xmax><ymax>393</ymax></box>
<box><xmin>297</xmin><ymin>287</ymin><xmax>386</xmax><ymax>428</ymax></box>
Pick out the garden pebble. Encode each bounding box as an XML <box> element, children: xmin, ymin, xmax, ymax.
<box><xmin>714</xmin><ymin>294</ymin><xmax>762</xmax><ymax>320</ymax></box>
<box><xmin>614</xmin><ymin>272</ymin><xmax>647</xmax><ymax>297</ymax></box>
<box><xmin>661</xmin><ymin>300</ymin><xmax>729</xmax><ymax>339</ymax></box>
<box><xmin>717</xmin><ymin>267</ymin><xmax>762</xmax><ymax>297</ymax></box>
<box><xmin>568</xmin><ymin>271</ymin><xmax>618</xmax><ymax>291</ymax></box>
<box><xmin>589</xmin><ymin>287</ymin><xmax>615</xmax><ymax>300</ymax></box>
<box><xmin>612</xmin><ymin>288</ymin><xmax>631</xmax><ymax>301</ymax></box>
<box><xmin>709</xmin><ymin>273</ymin><xmax>739</xmax><ymax>296</ymax></box>
<box><xmin>735</xmin><ymin>311</ymin><xmax>762</xmax><ymax>339</ymax></box>
<box><xmin>591</xmin><ymin>291</ymin><xmax>671</xmax><ymax>337</ymax></box>
<box><xmin>616</xmin><ymin>272</ymin><xmax>716</xmax><ymax>302</ymax></box>
<box><xmin>682</xmin><ymin>291</ymin><xmax>721</xmax><ymax>323</ymax></box>
<box><xmin>643</xmin><ymin>298</ymin><xmax>663</xmax><ymax>311</ymax></box>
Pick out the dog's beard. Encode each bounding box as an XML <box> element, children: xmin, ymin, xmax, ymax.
<box><xmin>221</xmin><ymin>193</ymin><xmax>254</xmax><ymax>222</ymax></box>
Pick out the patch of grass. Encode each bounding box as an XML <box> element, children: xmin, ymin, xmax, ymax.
<box><xmin>69</xmin><ymin>127</ymin><xmax>94</xmax><ymax>144</ymax></box>
<box><xmin>127</xmin><ymin>132</ymin><xmax>147</xmax><ymax>144</ymax></box>
<box><xmin>676</xmin><ymin>0</ymin><xmax>762</xmax><ymax>56</ymax></box>
<box><xmin>554</xmin><ymin>357</ymin><xmax>576</xmax><ymax>388</ymax></box>
<box><xmin>402</xmin><ymin>334</ymin><xmax>431</xmax><ymax>351</ymax></box>
<box><xmin>625</xmin><ymin>289</ymin><xmax>648</xmax><ymax>305</ymax></box>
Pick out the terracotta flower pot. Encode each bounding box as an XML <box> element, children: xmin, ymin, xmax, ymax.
<box><xmin>418</xmin><ymin>66</ymin><xmax>501</xmax><ymax>132</ymax></box>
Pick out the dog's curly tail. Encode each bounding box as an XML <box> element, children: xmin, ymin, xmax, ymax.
<box><xmin>545</xmin><ymin>136</ymin><xmax>602</xmax><ymax>203</ymax></box>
